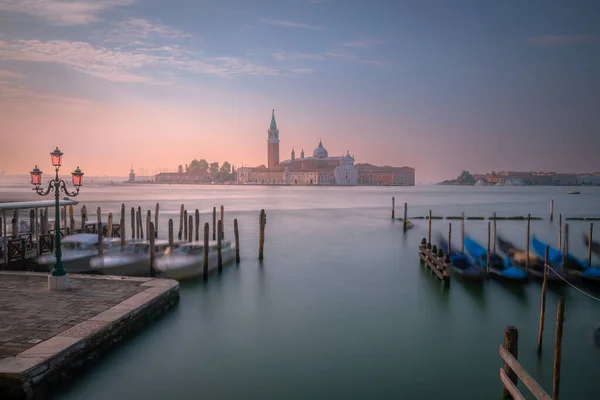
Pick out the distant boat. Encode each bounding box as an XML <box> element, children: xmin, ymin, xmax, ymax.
<box><xmin>464</xmin><ymin>236</ymin><xmax>527</xmax><ymax>281</ymax></box>
<box><xmin>474</xmin><ymin>179</ymin><xmax>486</xmax><ymax>186</ymax></box>
<box><xmin>568</xmin><ymin>190</ymin><xmax>580</xmax><ymax>194</ymax></box>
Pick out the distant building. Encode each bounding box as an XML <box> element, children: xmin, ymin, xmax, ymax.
<box><xmin>237</xmin><ymin>110</ymin><xmax>414</xmax><ymax>185</ymax></box>
<box><xmin>128</xmin><ymin>166</ymin><xmax>135</xmax><ymax>182</ymax></box>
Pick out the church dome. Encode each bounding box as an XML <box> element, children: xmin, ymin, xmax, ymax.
<box><xmin>313</xmin><ymin>140</ymin><xmax>328</xmax><ymax>159</ymax></box>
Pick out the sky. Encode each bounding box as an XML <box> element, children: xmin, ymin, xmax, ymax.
<box><xmin>0</xmin><ymin>0</ymin><xmax>599</xmax><ymax>182</ymax></box>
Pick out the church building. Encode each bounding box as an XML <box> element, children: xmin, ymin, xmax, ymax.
<box><xmin>236</xmin><ymin>110</ymin><xmax>359</xmax><ymax>185</ymax></box>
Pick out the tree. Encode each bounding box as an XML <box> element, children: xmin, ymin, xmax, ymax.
<box><xmin>187</xmin><ymin>159</ymin><xmax>209</xmax><ymax>174</ymax></box>
<box><xmin>219</xmin><ymin>161</ymin><xmax>231</xmax><ymax>181</ymax></box>
<box><xmin>457</xmin><ymin>170</ymin><xmax>475</xmax><ymax>185</ymax></box>
<box><xmin>178</xmin><ymin>165</ymin><xmax>183</xmax><ymax>173</ymax></box>
<box><xmin>257</xmin><ymin>164</ymin><xmax>267</xmax><ymax>169</ymax></box>
<box><xmin>209</xmin><ymin>162</ymin><xmax>219</xmax><ymax>175</ymax></box>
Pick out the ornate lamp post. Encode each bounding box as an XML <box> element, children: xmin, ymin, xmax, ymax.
<box><xmin>30</xmin><ymin>147</ymin><xmax>84</xmax><ymax>290</ymax></box>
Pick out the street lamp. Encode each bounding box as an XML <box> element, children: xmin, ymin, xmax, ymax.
<box><xmin>30</xmin><ymin>147</ymin><xmax>84</xmax><ymax>289</ymax></box>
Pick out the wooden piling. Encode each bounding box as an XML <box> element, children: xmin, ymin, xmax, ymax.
<box><xmin>195</xmin><ymin>209</ymin><xmax>200</xmax><ymax>241</ymax></box>
<box><xmin>212</xmin><ymin>207</ymin><xmax>216</xmax><ymax>240</ymax></box>
<box><xmin>61</xmin><ymin>206</ymin><xmax>66</xmax><ymax>230</ymax></box>
<box><xmin>493</xmin><ymin>212</ymin><xmax>497</xmax><ymax>253</ymax></box>
<box><xmin>428</xmin><ymin>209</ymin><xmax>432</xmax><ymax>244</ymax></box>
<box><xmin>149</xmin><ymin>222</ymin><xmax>156</xmax><ymax>277</ymax></box>
<box><xmin>562</xmin><ymin>224</ymin><xmax>569</xmax><ymax>270</ymax></box>
<box><xmin>146</xmin><ymin>210</ymin><xmax>151</xmax><ymax>242</ymax></box>
<box><xmin>588</xmin><ymin>223</ymin><xmax>594</xmax><ymax>267</ymax></box>
<box><xmin>217</xmin><ymin>220</ymin><xmax>223</xmax><ymax>272</ymax></box>
<box><xmin>120</xmin><ymin>204</ymin><xmax>126</xmax><ymax>249</ymax></box>
<box><xmin>259</xmin><ymin>209</ymin><xmax>265</xmax><ymax>261</ymax></box>
<box><xmin>447</xmin><ymin>223</ymin><xmax>452</xmax><ymax>255</ymax></box>
<box><xmin>130</xmin><ymin>207</ymin><xmax>135</xmax><ymax>240</ymax></box>
<box><xmin>234</xmin><ymin>218</ymin><xmax>240</xmax><ymax>264</ymax></box>
<box><xmin>487</xmin><ymin>221</ymin><xmax>491</xmax><ymax>274</ymax></box>
<box><xmin>97</xmin><ymin>207</ymin><xmax>102</xmax><ymax>225</ymax></box>
<box><xmin>68</xmin><ymin>205</ymin><xmax>73</xmax><ymax>233</ymax></box>
<box><xmin>526</xmin><ymin>214</ymin><xmax>531</xmax><ymax>273</ymax></box>
<box><xmin>502</xmin><ymin>326</ymin><xmax>519</xmax><ymax>400</ymax></box>
<box><xmin>138</xmin><ymin>206</ymin><xmax>143</xmax><ymax>239</ymax></box>
<box><xmin>537</xmin><ymin>245</ymin><xmax>549</xmax><ymax>353</ymax></box>
<box><xmin>553</xmin><ymin>297</ymin><xmax>565</xmax><ymax>400</ymax></box>
<box><xmin>203</xmin><ymin>222</ymin><xmax>209</xmax><ymax>277</ymax></box>
<box><xmin>391</xmin><ymin>197</ymin><xmax>395</xmax><ymax>219</ymax></box>
<box><xmin>154</xmin><ymin>203</ymin><xmax>159</xmax><ymax>238</ymax></box>
<box><xmin>183</xmin><ymin>210</ymin><xmax>188</xmax><ymax>242</ymax></box>
<box><xmin>188</xmin><ymin>215</ymin><xmax>193</xmax><ymax>243</ymax></box>
<box><xmin>220</xmin><ymin>205</ymin><xmax>224</xmax><ymax>239</ymax></box>
<box><xmin>81</xmin><ymin>205</ymin><xmax>87</xmax><ymax>230</ymax></box>
<box><xmin>168</xmin><ymin>219</ymin><xmax>174</xmax><ymax>250</ymax></box>
<box><xmin>178</xmin><ymin>204</ymin><xmax>184</xmax><ymax>240</ymax></box>
<box><xmin>107</xmin><ymin>212</ymin><xmax>113</xmax><ymax>238</ymax></box>
<box><xmin>461</xmin><ymin>212</ymin><xmax>465</xmax><ymax>253</ymax></box>
<box><xmin>558</xmin><ymin>214</ymin><xmax>562</xmax><ymax>250</ymax></box>
<box><xmin>97</xmin><ymin>221</ymin><xmax>103</xmax><ymax>256</ymax></box>
<box><xmin>550</xmin><ymin>199</ymin><xmax>554</xmax><ymax>221</ymax></box>
<box><xmin>403</xmin><ymin>203</ymin><xmax>408</xmax><ymax>233</ymax></box>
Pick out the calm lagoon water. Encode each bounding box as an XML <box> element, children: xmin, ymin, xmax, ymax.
<box><xmin>1</xmin><ymin>179</ymin><xmax>599</xmax><ymax>399</ymax></box>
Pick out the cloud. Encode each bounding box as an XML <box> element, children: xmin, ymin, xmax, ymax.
<box><xmin>525</xmin><ymin>34</ymin><xmax>599</xmax><ymax>46</ymax></box>
<box><xmin>0</xmin><ymin>79</ymin><xmax>91</xmax><ymax>105</ymax></box>
<box><xmin>290</xmin><ymin>68</ymin><xmax>314</xmax><ymax>74</ymax></box>
<box><xmin>106</xmin><ymin>18</ymin><xmax>192</xmax><ymax>43</ymax></box>
<box><xmin>0</xmin><ymin>0</ymin><xmax>135</xmax><ymax>26</ymax></box>
<box><xmin>0</xmin><ymin>69</ymin><xmax>24</xmax><ymax>79</ymax></box>
<box><xmin>272</xmin><ymin>52</ymin><xmax>326</xmax><ymax>61</ymax></box>
<box><xmin>274</xmin><ymin>49</ymin><xmax>385</xmax><ymax>67</ymax></box>
<box><xmin>339</xmin><ymin>39</ymin><xmax>384</xmax><ymax>47</ymax></box>
<box><xmin>257</xmin><ymin>18</ymin><xmax>328</xmax><ymax>30</ymax></box>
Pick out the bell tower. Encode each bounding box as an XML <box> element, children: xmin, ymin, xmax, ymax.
<box><xmin>267</xmin><ymin>109</ymin><xmax>280</xmax><ymax>169</ymax></box>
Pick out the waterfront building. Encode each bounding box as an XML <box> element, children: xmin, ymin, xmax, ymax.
<box><xmin>128</xmin><ymin>166</ymin><xmax>135</xmax><ymax>182</ymax></box>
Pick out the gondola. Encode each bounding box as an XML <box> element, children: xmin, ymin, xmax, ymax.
<box><xmin>531</xmin><ymin>236</ymin><xmax>600</xmax><ymax>281</ymax></box>
<box><xmin>464</xmin><ymin>235</ymin><xmax>527</xmax><ymax>281</ymax></box>
<box><xmin>437</xmin><ymin>233</ymin><xmax>486</xmax><ymax>281</ymax></box>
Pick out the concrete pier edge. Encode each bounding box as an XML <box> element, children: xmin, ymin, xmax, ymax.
<box><xmin>0</xmin><ymin>272</ymin><xmax>180</xmax><ymax>399</ymax></box>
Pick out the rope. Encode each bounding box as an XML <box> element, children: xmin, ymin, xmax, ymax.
<box><xmin>546</xmin><ymin>264</ymin><xmax>600</xmax><ymax>303</ymax></box>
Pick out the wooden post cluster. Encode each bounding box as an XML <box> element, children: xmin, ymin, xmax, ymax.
<box><xmin>259</xmin><ymin>209</ymin><xmax>265</xmax><ymax>261</ymax></box>
<box><xmin>217</xmin><ymin>220</ymin><xmax>223</xmax><ymax>271</ymax></box>
<box><xmin>203</xmin><ymin>222</ymin><xmax>209</xmax><ymax>277</ymax></box>
<box><xmin>234</xmin><ymin>218</ymin><xmax>240</xmax><ymax>264</ymax></box>
<box><xmin>403</xmin><ymin>202</ymin><xmax>408</xmax><ymax>233</ymax></box>
<box><xmin>391</xmin><ymin>197</ymin><xmax>395</xmax><ymax>219</ymax></box>
<box><xmin>537</xmin><ymin>246</ymin><xmax>549</xmax><ymax>353</ymax></box>
<box><xmin>149</xmin><ymin>222</ymin><xmax>156</xmax><ymax>277</ymax></box>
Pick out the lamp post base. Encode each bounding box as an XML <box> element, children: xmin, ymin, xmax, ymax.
<box><xmin>48</xmin><ymin>274</ymin><xmax>70</xmax><ymax>291</ymax></box>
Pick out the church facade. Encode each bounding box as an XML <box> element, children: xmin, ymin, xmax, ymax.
<box><xmin>236</xmin><ymin>110</ymin><xmax>415</xmax><ymax>186</ymax></box>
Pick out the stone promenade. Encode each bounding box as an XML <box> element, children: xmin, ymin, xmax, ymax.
<box><xmin>0</xmin><ymin>272</ymin><xmax>180</xmax><ymax>399</ymax></box>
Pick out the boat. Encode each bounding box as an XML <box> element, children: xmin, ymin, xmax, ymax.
<box><xmin>35</xmin><ymin>233</ymin><xmax>121</xmax><ymax>273</ymax></box>
<box><xmin>531</xmin><ymin>236</ymin><xmax>600</xmax><ymax>281</ymax></box>
<box><xmin>496</xmin><ymin>236</ymin><xmax>569</xmax><ymax>282</ymax></box>
<box><xmin>583</xmin><ymin>234</ymin><xmax>600</xmax><ymax>260</ymax></box>
<box><xmin>568</xmin><ymin>190</ymin><xmax>580</xmax><ymax>194</ymax></box>
<box><xmin>154</xmin><ymin>240</ymin><xmax>237</xmax><ymax>280</ymax></box>
<box><xmin>89</xmin><ymin>240</ymin><xmax>176</xmax><ymax>276</ymax></box>
<box><xmin>463</xmin><ymin>236</ymin><xmax>527</xmax><ymax>281</ymax></box>
<box><xmin>437</xmin><ymin>234</ymin><xmax>486</xmax><ymax>281</ymax></box>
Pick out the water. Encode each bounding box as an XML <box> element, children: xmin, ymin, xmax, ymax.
<box><xmin>1</xmin><ymin>180</ymin><xmax>599</xmax><ymax>399</ymax></box>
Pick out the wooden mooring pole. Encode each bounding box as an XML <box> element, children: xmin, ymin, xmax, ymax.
<box><xmin>154</xmin><ymin>203</ymin><xmax>159</xmax><ymax>238</ymax></box>
<box><xmin>195</xmin><ymin>209</ymin><xmax>200</xmax><ymax>241</ymax></box>
<box><xmin>212</xmin><ymin>207</ymin><xmax>216</xmax><ymax>241</ymax></box>
<box><xmin>234</xmin><ymin>218</ymin><xmax>240</xmax><ymax>264</ymax></box>
<box><xmin>130</xmin><ymin>207</ymin><xmax>135</xmax><ymax>240</ymax></box>
<box><xmin>168</xmin><ymin>219</ymin><xmax>174</xmax><ymax>250</ymax></box>
<box><xmin>558</xmin><ymin>214</ymin><xmax>562</xmax><ymax>250</ymax></box>
<box><xmin>562</xmin><ymin>224</ymin><xmax>569</xmax><ymax>271</ymax></box>
<box><xmin>97</xmin><ymin>221</ymin><xmax>103</xmax><ymax>256</ymax></box>
<box><xmin>217</xmin><ymin>220</ymin><xmax>223</xmax><ymax>272</ymax></box>
<box><xmin>487</xmin><ymin>221</ymin><xmax>491</xmax><ymax>273</ymax></box>
<box><xmin>550</xmin><ymin>199</ymin><xmax>554</xmax><ymax>222</ymax></box>
<box><xmin>461</xmin><ymin>212</ymin><xmax>465</xmax><ymax>254</ymax></box>
<box><xmin>203</xmin><ymin>222</ymin><xmax>209</xmax><ymax>277</ymax></box>
<box><xmin>428</xmin><ymin>209</ymin><xmax>432</xmax><ymax>244</ymax></box>
<box><xmin>259</xmin><ymin>209</ymin><xmax>265</xmax><ymax>261</ymax></box>
<box><xmin>553</xmin><ymin>297</ymin><xmax>565</xmax><ymax>400</ymax></box>
<box><xmin>447</xmin><ymin>223</ymin><xmax>452</xmax><ymax>255</ymax></box>
<box><xmin>493</xmin><ymin>212</ymin><xmax>497</xmax><ymax>253</ymax></box>
<box><xmin>146</xmin><ymin>210</ymin><xmax>151</xmax><ymax>242</ymax></box>
<box><xmin>149</xmin><ymin>222</ymin><xmax>156</xmax><ymax>277</ymax></box>
<box><xmin>537</xmin><ymin>245</ymin><xmax>549</xmax><ymax>353</ymax></box>
<box><xmin>502</xmin><ymin>326</ymin><xmax>518</xmax><ymax>400</ymax></box>
<box><xmin>588</xmin><ymin>223</ymin><xmax>594</xmax><ymax>267</ymax></box>
<box><xmin>183</xmin><ymin>210</ymin><xmax>188</xmax><ymax>242</ymax></box>
<box><xmin>391</xmin><ymin>197</ymin><xmax>395</xmax><ymax>219</ymax></box>
<box><xmin>220</xmin><ymin>205</ymin><xmax>224</xmax><ymax>239</ymax></box>
<box><xmin>188</xmin><ymin>215</ymin><xmax>193</xmax><ymax>243</ymax></box>
<box><xmin>178</xmin><ymin>204</ymin><xmax>184</xmax><ymax>240</ymax></box>
<box><xmin>526</xmin><ymin>214</ymin><xmax>531</xmax><ymax>273</ymax></box>
<box><xmin>120</xmin><ymin>205</ymin><xmax>125</xmax><ymax>248</ymax></box>
<box><xmin>107</xmin><ymin>212</ymin><xmax>113</xmax><ymax>239</ymax></box>
<box><xmin>403</xmin><ymin>203</ymin><xmax>408</xmax><ymax>233</ymax></box>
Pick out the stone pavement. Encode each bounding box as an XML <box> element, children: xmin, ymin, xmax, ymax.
<box><xmin>0</xmin><ymin>273</ymin><xmax>147</xmax><ymax>358</ymax></box>
<box><xmin>0</xmin><ymin>271</ymin><xmax>180</xmax><ymax>399</ymax></box>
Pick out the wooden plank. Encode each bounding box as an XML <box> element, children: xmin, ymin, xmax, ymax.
<box><xmin>499</xmin><ymin>346</ymin><xmax>551</xmax><ymax>400</ymax></box>
<box><xmin>500</xmin><ymin>368</ymin><xmax>526</xmax><ymax>400</ymax></box>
